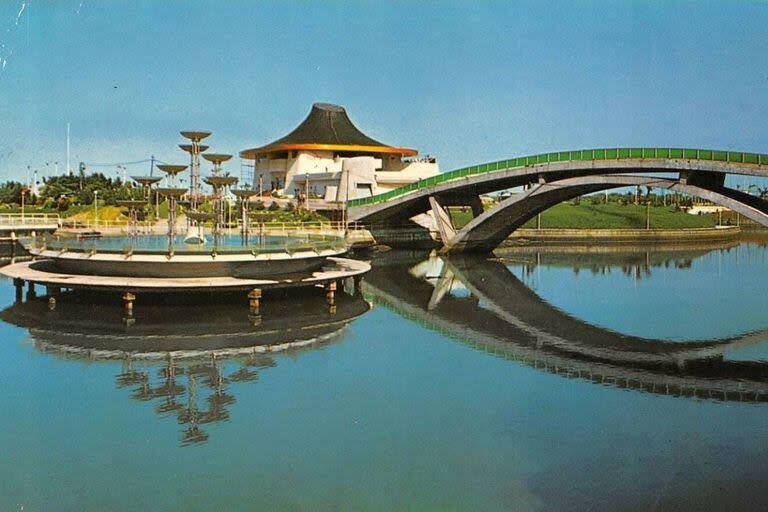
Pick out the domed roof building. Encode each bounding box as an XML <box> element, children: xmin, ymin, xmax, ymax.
<box><xmin>239</xmin><ymin>103</ymin><xmax>439</xmax><ymax>201</ymax></box>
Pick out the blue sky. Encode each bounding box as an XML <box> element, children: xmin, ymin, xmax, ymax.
<box><xmin>1</xmin><ymin>0</ymin><xmax>767</xmax><ymax>184</ymax></box>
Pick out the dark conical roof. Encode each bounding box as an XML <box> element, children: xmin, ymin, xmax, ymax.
<box><xmin>271</xmin><ymin>103</ymin><xmax>387</xmax><ymax>146</ymax></box>
<box><xmin>240</xmin><ymin>103</ymin><xmax>417</xmax><ymax>158</ymax></box>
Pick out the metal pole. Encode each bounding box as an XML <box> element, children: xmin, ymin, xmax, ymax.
<box><xmin>227</xmin><ymin>195</ymin><xmax>232</xmax><ymax>232</ymax></box>
<box><xmin>188</xmin><ymin>146</ymin><xmax>196</xmax><ymax>212</ymax></box>
<box><xmin>344</xmin><ymin>167</ymin><xmax>350</xmax><ymax>235</ymax></box>
<box><xmin>66</xmin><ymin>123</ymin><xmax>71</xmax><ymax>175</ymax></box>
<box><xmin>168</xmin><ymin>197</ymin><xmax>175</xmax><ymax>237</ymax></box>
<box><xmin>190</xmin><ymin>141</ymin><xmax>199</xmax><ymax>210</ymax></box>
<box><xmin>645</xmin><ymin>201</ymin><xmax>650</xmax><ymax>230</ymax></box>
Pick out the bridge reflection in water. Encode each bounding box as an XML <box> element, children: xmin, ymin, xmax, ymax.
<box><xmin>364</xmin><ymin>248</ymin><xmax>768</xmax><ymax>403</ymax></box>
<box><xmin>0</xmin><ymin>291</ymin><xmax>370</xmax><ymax>446</ymax></box>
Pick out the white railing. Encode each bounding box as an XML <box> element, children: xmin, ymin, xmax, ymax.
<box><xmin>245</xmin><ymin>221</ymin><xmax>369</xmax><ymax>238</ymax></box>
<box><xmin>55</xmin><ymin>219</ymin><xmax>368</xmax><ymax>235</ymax></box>
<box><xmin>0</xmin><ymin>213</ymin><xmax>61</xmax><ymax>226</ymax></box>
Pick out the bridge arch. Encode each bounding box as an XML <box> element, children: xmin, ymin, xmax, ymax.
<box><xmin>348</xmin><ymin>151</ymin><xmax>768</xmax><ymax>225</ymax></box>
<box><xmin>444</xmin><ymin>175</ymin><xmax>768</xmax><ymax>253</ymax></box>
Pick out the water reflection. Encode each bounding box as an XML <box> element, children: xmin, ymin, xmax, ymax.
<box><xmin>1</xmin><ymin>290</ymin><xmax>370</xmax><ymax>446</ymax></box>
<box><xmin>365</xmin><ymin>249</ymin><xmax>768</xmax><ymax>403</ymax></box>
<box><xmin>496</xmin><ymin>241</ymin><xmax>740</xmax><ymax>280</ymax></box>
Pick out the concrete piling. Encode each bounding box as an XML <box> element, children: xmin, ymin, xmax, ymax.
<box><xmin>248</xmin><ymin>288</ymin><xmax>262</xmax><ymax>313</ymax></box>
<box><xmin>325</xmin><ymin>281</ymin><xmax>336</xmax><ymax>305</ymax></box>
<box><xmin>248</xmin><ymin>312</ymin><xmax>262</xmax><ymax>326</ymax></box>
<box><xmin>13</xmin><ymin>278</ymin><xmax>23</xmax><ymax>303</ymax></box>
<box><xmin>122</xmin><ymin>292</ymin><xmax>136</xmax><ymax>314</ymax></box>
<box><xmin>26</xmin><ymin>281</ymin><xmax>36</xmax><ymax>301</ymax></box>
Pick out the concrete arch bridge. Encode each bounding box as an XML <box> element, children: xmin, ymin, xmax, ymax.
<box><xmin>347</xmin><ymin>147</ymin><xmax>768</xmax><ymax>253</ymax></box>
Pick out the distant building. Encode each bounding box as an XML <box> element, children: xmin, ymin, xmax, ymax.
<box><xmin>239</xmin><ymin>103</ymin><xmax>439</xmax><ymax>201</ymax></box>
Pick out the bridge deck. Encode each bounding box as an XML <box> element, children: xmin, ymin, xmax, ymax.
<box><xmin>351</xmin><ymin>147</ymin><xmax>768</xmax><ymax>208</ymax></box>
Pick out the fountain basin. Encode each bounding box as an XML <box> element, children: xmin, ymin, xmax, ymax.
<box><xmin>28</xmin><ymin>233</ymin><xmax>348</xmax><ymax>278</ymax></box>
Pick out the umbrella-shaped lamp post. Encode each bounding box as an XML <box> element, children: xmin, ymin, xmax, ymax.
<box><xmin>115</xmin><ymin>200</ymin><xmax>148</xmax><ymax>238</ymax></box>
<box><xmin>202</xmin><ymin>153</ymin><xmax>231</xmax><ymax>177</ymax></box>
<box><xmin>131</xmin><ymin>175</ymin><xmax>163</xmax><ymax>221</ymax></box>
<box><xmin>202</xmin><ymin>153</ymin><xmax>235</xmax><ymax>239</ymax></box>
<box><xmin>155</xmin><ymin>165</ymin><xmax>189</xmax><ymax>254</ymax></box>
<box><xmin>232</xmin><ymin>189</ymin><xmax>256</xmax><ymax>244</ymax></box>
<box><xmin>204</xmin><ymin>175</ymin><xmax>238</xmax><ymax>243</ymax></box>
<box><xmin>179</xmin><ymin>131</ymin><xmax>212</xmax><ymax>212</ymax></box>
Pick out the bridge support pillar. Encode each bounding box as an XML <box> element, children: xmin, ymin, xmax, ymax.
<box><xmin>468</xmin><ymin>196</ymin><xmax>484</xmax><ymax>218</ymax></box>
<box><xmin>428</xmin><ymin>197</ymin><xmax>457</xmax><ymax>246</ymax></box>
<box><xmin>679</xmin><ymin>171</ymin><xmax>725</xmax><ymax>189</ymax></box>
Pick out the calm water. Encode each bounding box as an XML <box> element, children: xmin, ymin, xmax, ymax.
<box><xmin>1</xmin><ymin>241</ymin><xmax>767</xmax><ymax>511</ymax></box>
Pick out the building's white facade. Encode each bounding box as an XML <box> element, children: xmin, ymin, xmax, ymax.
<box><xmin>252</xmin><ymin>152</ymin><xmax>439</xmax><ymax>201</ymax></box>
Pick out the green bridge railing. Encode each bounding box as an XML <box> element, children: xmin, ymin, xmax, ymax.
<box><xmin>348</xmin><ymin>147</ymin><xmax>768</xmax><ymax>207</ymax></box>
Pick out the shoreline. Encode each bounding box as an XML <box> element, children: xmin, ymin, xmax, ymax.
<box><xmin>501</xmin><ymin>225</ymin><xmax>743</xmax><ymax>246</ymax></box>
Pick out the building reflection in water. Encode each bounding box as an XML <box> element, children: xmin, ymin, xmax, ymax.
<box><xmin>1</xmin><ymin>287</ymin><xmax>370</xmax><ymax>446</ymax></box>
<box><xmin>365</xmin><ymin>246</ymin><xmax>768</xmax><ymax>404</ymax></box>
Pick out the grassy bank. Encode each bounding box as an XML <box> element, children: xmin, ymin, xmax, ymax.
<box><xmin>449</xmin><ymin>203</ymin><xmax>718</xmax><ymax>230</ymax></box>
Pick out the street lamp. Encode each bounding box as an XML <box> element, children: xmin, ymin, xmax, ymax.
<box><xmin>93</xmin><ymin>190</ymin><xmax>99</xmax><ymax>229</ymax></box>
<box><xmin>20</xmin><ymin>187</ymin><xmax>27</xmax><ymax>222</ymax></box>
<box><xmin>645</xmin><ymin>199</ymin><xmax>651</xmax><ymax>230</ymax></box>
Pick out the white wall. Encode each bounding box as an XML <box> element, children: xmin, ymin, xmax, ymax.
<box><xmin>251</xmin><ymin>150</ymin><xmax>435</xmax><ymax>197</ymax></box>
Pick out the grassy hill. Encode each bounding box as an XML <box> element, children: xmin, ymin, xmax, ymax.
<box><xmin>449</xmin><ymin>203</ymin><xmax>718</xmax><ymax>230</ymax></box>
<box><xmin>66</xmin><ymin>205</ymin><xmax>129</xmax><ymax>224</ymax></box>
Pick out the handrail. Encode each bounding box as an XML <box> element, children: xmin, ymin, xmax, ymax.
<box><xmin>347</xmin><ymin>147</ymin><xmax>768</xmax><ymax>207</ymax></box>
<box><xmin>56</xmin><ymin>219</ymin><xmax>366</xmax><ymax>231</ymax></box>
<box><xmin>35</xmin><ymin>231</ymin><xmax>347</xmax><ymax>257</ymax></box>
<box><xmin>0</xmin><ymin>213</ymin><xmax>61</xmax><ymax>225</ymax></box>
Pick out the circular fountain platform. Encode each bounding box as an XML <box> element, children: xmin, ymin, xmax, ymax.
<box><xmin>1</xmin><ymin>256</ymin><xmax>369</xmax><ymax>293</ymax></box>
<box><xmin>26</xmin><ymin>233</ymin><xmax>349</xmax><ymax>278</ymax></box>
